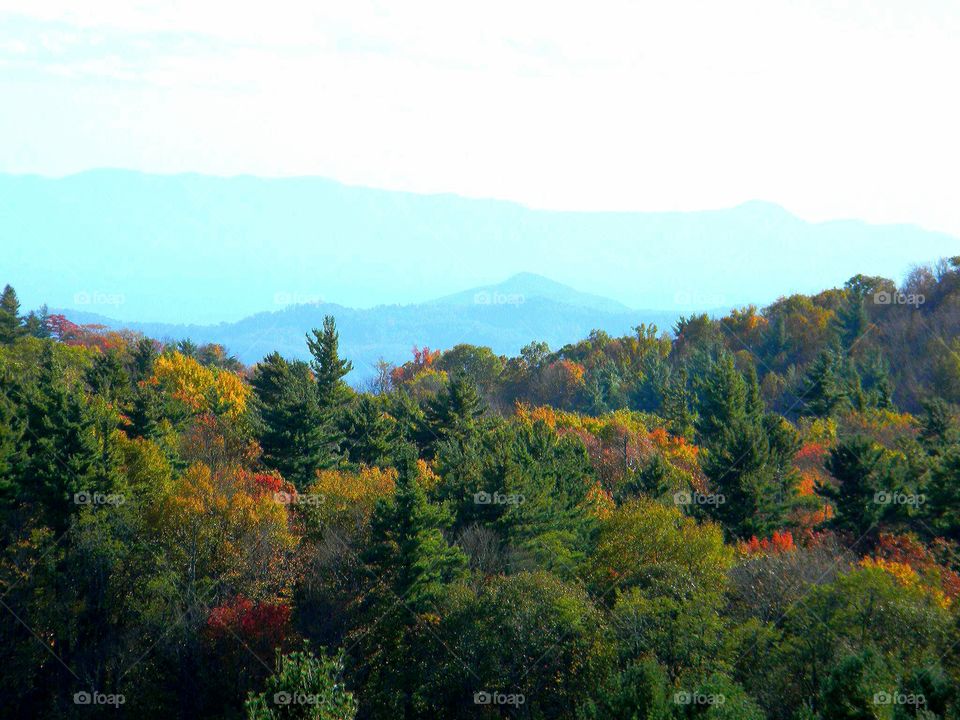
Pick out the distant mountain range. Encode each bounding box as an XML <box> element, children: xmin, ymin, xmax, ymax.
<box><xmin>4</xmin><ymin>170</ymin><xmax>958</xmax><ymax>326</ymax></box>
<box><xmin>57</xmin><ymin>273</ymin><xmax>683</xmax><ymax>381</ymax></box>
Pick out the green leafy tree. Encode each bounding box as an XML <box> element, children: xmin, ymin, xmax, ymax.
<box><xmin>578</xmin><ymin>659</ymin><xmax>672</xmax><ymax>720</ymax></box>
<box><xmin>434</xmin><ymin>344</ymin><xmax>504</xmax><ymax>402</ymax></box>
<box><xmin>432</xmin><ymin>571</ymin><xmax>614</xmax><ymax>720</ymax></box>
<box><xmin>246</xmin><ymin>645</ymin><xmax>357</xmax><ymax>720</ymax></box>
<box><xmin>674</xmin><ymin>674</ymin><xmax>766</xmax><ymax>720</ymax></box>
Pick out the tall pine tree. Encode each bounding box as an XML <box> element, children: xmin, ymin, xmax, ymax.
<box><xmin>21</xmin><ymin>345</ymin><xmax>100</xmax><ymax>532</ymax></box>
<box><xmin>307</xmin><ymin>316</ymin><xmax>353</xmax><ymax>409</ymax></box>
<box><xmin>252</xmin><ymin>352</ymin><xmax>339</xmax><ymax>488</ymax></box>
<box><xmin>354</xmin><ymin>448</ymin><xmax>466</xmax><ymax>718</ymax></box>
<box><xmin>0</xmin><ymin>284</ymin><xmax>24</xmax><ymax>344</ymax></box>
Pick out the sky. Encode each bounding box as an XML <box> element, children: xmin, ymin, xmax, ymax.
<box><xmin>1</xmin><ymin>0</ymin><xmax>959</xmax><ymax>237</ymax></box>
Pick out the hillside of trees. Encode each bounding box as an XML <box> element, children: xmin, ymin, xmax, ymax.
<box><xmin>3</xmin><ymin>259</ymin><xmax>960</xmax><ymax>718</ymax></box>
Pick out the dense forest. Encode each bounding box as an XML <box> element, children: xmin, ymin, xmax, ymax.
<box><xmin>3</xmin><ymin>259</ymin><xmax>960</xmax><ymax>718</ymax></box>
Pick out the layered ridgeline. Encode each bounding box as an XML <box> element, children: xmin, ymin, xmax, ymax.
<box><xmin>4</xmin><ymin>169</ymin><xmax>957</xmax><ymax>324</ymax></box>
<box><xmin>56</xmin><ymin>272</ymin><xmax>684</xmax><ymax>379</ymax></box>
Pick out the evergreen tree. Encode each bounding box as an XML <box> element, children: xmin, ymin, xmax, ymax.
<box><xmin>820</xmin><ymin>436</ymin><xmax>884</xmax><ymax>539</ymax></box>
<box><xmin>129</xmin><ymin>338</ymin><xmax>159</xmax><ymax>383</ymax></box>
<box><xmin>615</xmin><ymin>453</ymin><xmax>685</xmax><ymax>505</ymax></box>
<box><xmin>762</xmin><ymin>313</ymin><xmax>789</xmax><ymax>363</ymax></box>
<box><xmin>22</xmin><ymin>306</ymin><xmax>51</xmax><ymax>339</ymax></box>
<box><xmin>662</xmin><ymin>366</ymin><xmax>695</xmax><ymax>441</ymax></box>
<box><xmin>252</xmin><ymin>352</ymin><xmax>339</xmax><ymax>488</ymax></box>
<box><xmin>695</xmin><ymin>353</ymin><xmax>748</xmax><ymax>445</ymax></box>
<box><xmin>176</xmin><ymin>338</ymin><xmax>198</xmax><ymax>358</ymax></box>
<box><xmin>695</xmin><ymin>355</ymin><xmax>797</xmax><ymax>537</ymax></box>
<box><xmin>87</xmin><ymin>348</ymin><xmax>131</xmax><ymax>407</ymax></box>
<box><xmin>0</xmin><ymin>284</ymin><xmax>23</xmax><ymax>344</ymax></box>
<box><xmin>85</xmin><ymin>349</ymin><xmax>128</xmax><ymax>490</ymax></box>
<box><xmin>127</xmin><ymin>338</ymin><xmax>163</xmax><ymax>439</ymax></box>
<box><xmin>763</xmin><ymin>413</ymin><xmax>802</xmax><ymax>509</ymax></box>
<box><xmin>343</xmin><ymin>394</ymin><xmax>398</xmax><ymax>468</ymax></box>
<box><xmin>919</xmin><ymin>397</ymin><xmax>958</xmax><ymax>452</ymax></box>
<box><xmin>702</xmin><ymin>418</ymin><xmax>785</xmax><ymax>538</ymax></box>
<box><xmin>832</xmin><ymin>275</ymin><xmax>874</xmax><ymax>349</ymax></box>
<box><xmin>307</xmin><ymin>316</ymin><xmax>353</xmax><ymax>408</ymax></box>
<box><xmin>20</xmin><ymin>345</ymin><xmax>100</xmax><ymax>532</ymax></box>
<box><xmin>924</xmin><ymin>446</ymin><xmax>960</xmax><ymax>540</ymax></box>
<box><xmin>422</xmin><ymin>374</ymin><xmax>485</xmax><ymax>454</ymax></box>
<box><xmin>801</xmin><ymin>341</ymin><xmax>863</xmax><ymax>417</ymax></box>
<box><xmin>354</xmin><ymin>448</ymin><xmax>466</xmax><ymax>718</ymax></box>
<box><xmin>127</xmin><ymin>382</ymin><xmax>163</xmax><ymax>440</ymax></box>
<box><xmin>362</xmin><ymin>448</ymin><xmax>466</xmax><ymax>609</ymax></box>
<box><xmin>0</xmin><ymin>387</ymin><xmax>26</xmax><ymax>519</ymax></box>
<box><xmin>497</xmin><ymin>420</ymin><xmax>596</xmax><ymax>574</ymax></box>
<box><xmin>744</xmin><ymin>362</ymin><xmax>764</xmax><ymax>420</ymax></box>
<box><xmin>859</xmin><ymin>351</ymin><xmax>894</xmax><ymax>409</ymax></box>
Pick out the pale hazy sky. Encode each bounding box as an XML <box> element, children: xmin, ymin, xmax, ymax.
<box><xmin>1</xmin><ymin>1</ymin><xmax>958</xmax><ymax>236</ymax></box>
